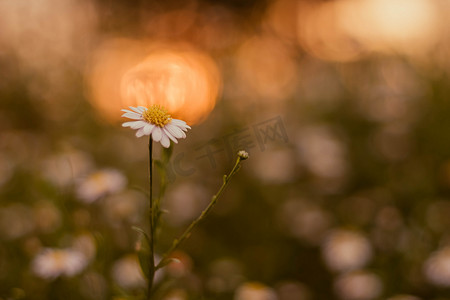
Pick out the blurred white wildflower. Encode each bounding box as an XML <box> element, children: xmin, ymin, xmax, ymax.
<box><xmin>41</xmin><ymin>150</ymin><xmax>93</xmax><ymax>187</ymax></box>
<box><xmin>322</xmin><ymin>229</ymin><xmax>373</xmax><ymax>272</ymax></box>
<box><xmin>164</xmin><ymin>183</ymin><xmax>209</xmax><ymax>226</ymax></box>
<box><xmin>295</xmin><ymin>126</ymin><xmax>348</xmax><ymax>179</ymax></box>
<box><xmin>71</xmin><ymin>233</ymin><xmax>96</xmax><ymax>262</ymax></box>
<box><xmin>423</xmin><ymin>246</ymin><xmax>450</xmax><ymax>287</ymax></box>
<box><xmin>251</xmin><ymin>148</ymin><xmax>297</xmax><ymax>184</ymax></box>
<box><xmin>111</xmin><ymin>254</ymin><xmax>146</xmax><ymax>289</ymax></box>
<box><xmin>334</xmin><ymin>271</ymin><xmax>383</xmax><ymax>300</ymax></box>
<box><xmin>76</xmin><ymin>169</ymin><xmax>127</xmax><ymax>203</ymax></box>
<box><xmin>122</xmin><ymin>105</ymin><xmax>190</xmax><ymax>148</ymax></box>
<box><xmin>32</xmin><ymin>248</ymin><xmax>88</xmax><ymax>279</ymax></box>
<box><xmin>234</xmin><ymin>282</ymin><xmax>278</xmax><ymax>300</ymax></box>
<box><xmin>278</xmin><ymin>199</ymin><xmax>332</xmax><ymax>245</ymax></box>
<box><xmin>0</xmin><ymin>204</ymin><xmax>35</xmax><ymax>240</ymax></box>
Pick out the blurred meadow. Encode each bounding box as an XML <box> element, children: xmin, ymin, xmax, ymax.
<box><xmin>1</xmin><ymin>0</ymin><xmax>450</xmax><ymax>299</ymax></box>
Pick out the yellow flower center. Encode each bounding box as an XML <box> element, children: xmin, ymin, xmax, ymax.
<box><xmin>51</xmin><ymin>250</ymin><xmax>67</xmax><ymax>269</ymax></box>
<box><xmin>142</xmin><ymin>105</ymin><xmax>172</xmax><ymax>127</ymax></box>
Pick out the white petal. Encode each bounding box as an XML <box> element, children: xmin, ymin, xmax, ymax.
<box><xmin>136</xmin><ymin>128</ymin><xmax>146</xmax><ymax>138</ymax></box>
<box><xmin>122</xmin><ymin>112</ymin><xmax>142</xmax><ymax>120</ymax></box>
<box><xmin>130</xmin><ymin>121</ymin><xmax>147</xmax><ymax>129</ymax></box>
<box><xmin>137</xmin><ymin>106</ymin><xmax>147</xmax><ymax>112</ymax></box>
<box><xmin>122</xmin><ymin>121</ymin><xmax>136</xmax><ymax>128</ymax></box>
<box><xmin>160</xmin><ymin>133</ymin><xmax>170</xmax><ymax>148</ymax></box>
<box><xmin>143</xmin><ymin>124</ymin><xmax>154</xmax><ymax>135</ymax></box>
<box><xmin>122</xmin><ymin>120</ymin><xmax>146</xmax><ymax>129</ymax></box>
<box><xmin>171</xmin><ymin>119</ymin><xmax>187</xmax><ymax>126</ymax></box>
<box><xmin>121</xmin><ymin>109</ymin><xmax>142</xmax><ymax>116</ymax></box>
<box><xmin>165</xmin><ymin>123</ymin><xmax>184</xmax><ymax>139</ymax></box>
<box><xmin>172</xmin><ymin>125</ymin><xmax>186</xmax><ymax>138</ymax></box>
<box><xmin>129</xmin><ymin>106</ymin><xmax>142</xmax><ymax>113</ymax></box>
<box><xmin>171</xmin><ymin>119</ymin><xmax>191</xmax><ymax>131</ymax></box>
<box><xmin>152</xmin><ymin>127</ymin><xmax>162</xmax><ymax>142</ymax></box>
<box><xmin>163</xmin><ymin>128</ymin><xmax>178</xmax><ymax>143</ymax></box>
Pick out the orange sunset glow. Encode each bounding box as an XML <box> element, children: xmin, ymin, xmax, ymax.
<box><xmin>87</xmin><ymin>39</ymin><xmax>221</xmax><ymax>125</ymax></box>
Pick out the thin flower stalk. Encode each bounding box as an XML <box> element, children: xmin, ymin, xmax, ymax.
<box><xmin>147</xmin><ymin>138</ymin><xmax>155</xmax><ymax>299</ymax></box>
<box><xmin>156</xmin><ymin>151</ymin><xmax>249</xmax><ymax>270</ymax></box>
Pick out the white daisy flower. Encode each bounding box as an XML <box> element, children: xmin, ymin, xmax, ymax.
<box><xmin>322</xmin><ymin>229</ymin><xmax>373</xmax><ymax>272</ymax></box>
<box><xmin>111</xmin><ymin>254</ymin><xmax>146</xmax><ymax>289</ymax></box>
<box><xmin>334</xmin><ymin>270</ymin><xmax>383</xmax><ymax>300</ymax></box>
<box><xmin>76</xmin><ymin>168</ymin><xmax>127</xmax><ymax>203</ymax></box>
<box><xmin>234</xmin><ymin>282</ymin><xmax>277</xmax><ymax>300</ymax></box>
<box><xmin>32</xmin><ymin>248</ymin><xmax>88</xmax><ymax>279</ymax></box>
<box><xmin>122</xmin><ymin>105</ymin><xmax>191</xmax><ymax>148</ymax></box>
<box><xmin>423</xmin><ymin>246</ymin><xmax>450</xmax><ymax>287</ymax></box>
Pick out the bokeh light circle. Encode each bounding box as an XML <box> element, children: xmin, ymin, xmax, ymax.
<box><xmin>87</xmin><ymin>39</ymin><xmax>221</xmax><ymax>125</ymax></box>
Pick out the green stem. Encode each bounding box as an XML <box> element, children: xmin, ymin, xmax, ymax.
<box><xmin>155</xmin><ymin>156</ymin><xmax>243</xmax><ymax>270</ymax></box>
<box><xmin>147</xmin><ymin>138</ymin><xmax>155</xmax><ymax>299</ymax></box>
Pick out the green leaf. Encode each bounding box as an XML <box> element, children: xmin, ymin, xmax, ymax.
<box><xmin>132</xmin><ymin>226</ymin><xmax>150</xmax><ymax>242</ymax></box>
<box><xmin>156</xmin><ymin>258</ymin><xmax>181</xmax><ymax>270</ymax></box>
<box><xmin>132</xmin><ymin>227</ymin><xmax>153</xmax><ymax>279</ymax></box>
<box><xmin>154</xmin><ymin>159</ymin><xmax>164</xmax><ymax>172</ymax></box>
<box><xmin>162</xmin><ymin>145</ymin><xmax>173</xmax><ymax>163</ymax></box>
